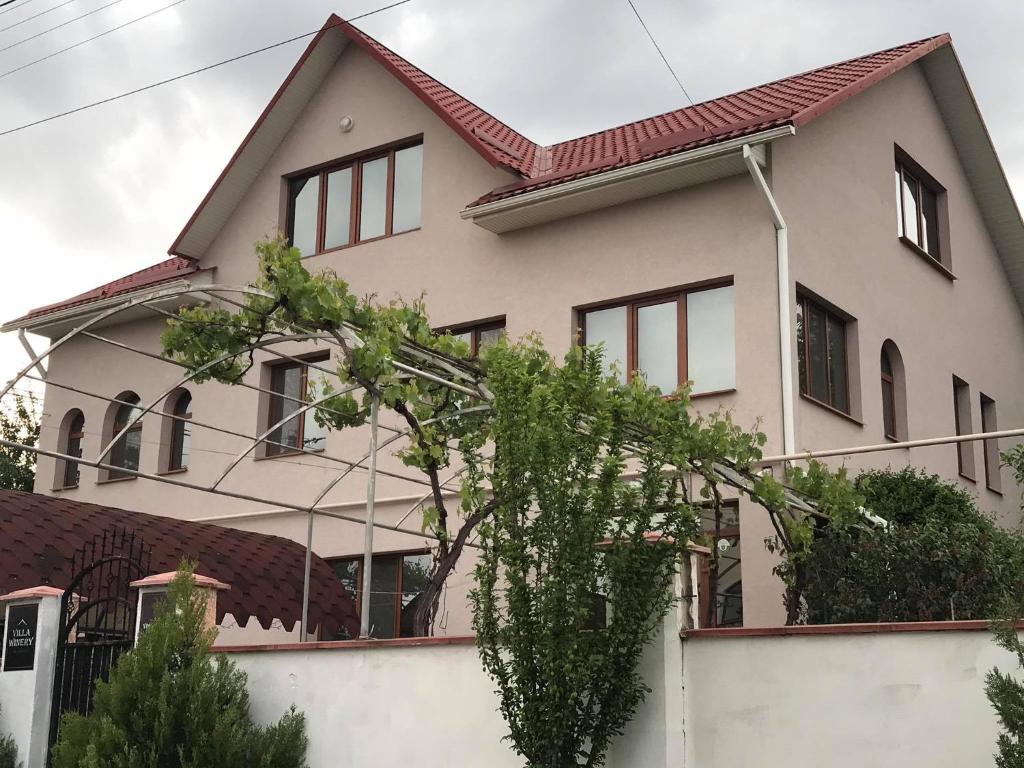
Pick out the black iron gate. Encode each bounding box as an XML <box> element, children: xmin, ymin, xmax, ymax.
<box><xmin>48</xmin><ymin>528</ymin><xmax>150</xmax><ymax>751</ymax></box>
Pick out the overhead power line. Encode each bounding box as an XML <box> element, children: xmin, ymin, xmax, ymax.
<box><xmin>0</xmin><ymin>0</ymin><xmax>186</xmax><ymax>81</ymax></box>
<box><xmin>624</xmin><ymin>0</ymin><xmax>696</xmax><ymax>106</ymax></box>
<box><xmin>0</xmin><ymin>0</ymin><xmax>413</xmax><ymax>138</ymax></box>
<box><xmin>0</xmin><ymin>0</ymin><xmax>75</xmax><ymax>34</ymax></box>
<box><xmin>0</xmin><ymin>0</ymin><xmax>124</xmax><ymax>54</ymax></box>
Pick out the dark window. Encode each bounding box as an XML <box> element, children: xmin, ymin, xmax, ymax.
<box><xmin>580</xmin><ymin>284</ymin><xmax>735</xmax><ymax>394</ymax></box>
<box><xmin>700</xmin><ymin>503</ymin><xmax>742</xmax><ymax>628</ymax></box>
<box><xmin>109</xmin><ymin>394</ymin><xmax>142</xmax><ymax>479</ymax></box>
<box><xmin>896</xmin><ymin>159</ymin><xmax>942</xmax><ymax>261</ymax></box>
<box><xmin>331</xmin><ymin>551</ymin><xmax>431</xmax><ymax>639</ymax></box>
<box><xmin>953</xmin><ymin>376</ymin><xmax>975</xmax><ymax>480</ymax></box>
<box><xmin>63</xmin><ymin>410</ymin><xmax>84</xmax><ymax>488</ymax></box>
<box><xmin>168</xmin><ymin>391</ymin><xmax>192</xmax><ymax>471</ymax></box>
<box><xmin>286</xmin><ymin>142</ymin><xmax>423</xmax><ymax>256</ymax></box>
<box><xmin>981</xmin><ymin>394</ymin><xmax>1001</xmax><ymax>493</ymax></box>
<box><xmin>796</xmin><ymin>296</ymin><xmax>849</xmax><ymax>413</ymax></box>
<box><xmin>444</xmin><ymin>319</ymin><xmax>506</xmax><ymax>358</ymax></box>
<box><xmin>881</xmin><ymin>349</ymin><xmax>897</xmax><ymax>440</ymax></box>
<box><xmin>266</xmin><ymin>356</ymin><xmax>328</xmax><ymax>456</ymax></box>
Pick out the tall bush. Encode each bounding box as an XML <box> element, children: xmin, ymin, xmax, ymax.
<box><xmin>0</xmin><ymin>706</ymin><xmax>17</xmax><ymax>768</ymax></box>
<box><xmin>52</xmin><ymin>565</ymin><xmax>308</xmax><ymax>768</ymax></box>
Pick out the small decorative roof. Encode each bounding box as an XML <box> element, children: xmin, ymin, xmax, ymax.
<box><xmin>0</xmin><ymin>585</ymin><xmax>65</xmax><ymax>602</ymax></box>
<box><xmin>131</xmin><ymin>571</ymin><xmax>231</xmax><ymax>591</ymax></box>
<box><xmin>0</xmin><ymin>489</ymin><xmax>358</xmax><ymax>637</ymax></box>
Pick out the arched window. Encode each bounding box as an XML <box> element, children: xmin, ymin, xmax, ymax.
<box><xmin>168</xmin><ymin>390</ymin><xmax>192</xmax><ymax>471</ymax></box>
<box><xmin>108</xmin><ymin>392</ymin><xmax>142</xmax><ymax>480</ymax></box>
<box><xmin>880</xmin><ymin>341</ymin><xmax>907</xmax><ymax>441</ymax></box>
<box><xmin>58</xmin><ymin>409</ymin><xmax>85</xmax><ymax>489</ymax></box>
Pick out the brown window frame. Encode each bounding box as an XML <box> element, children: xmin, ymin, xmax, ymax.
<box><xmin>286</xmin><ymin>139</ymin><xmax>423</xmax><ymax>257</ymax></box>
<box><xmin>980</xmin><ymin>393</ymin><xmax>1001</xmax><ymax>494</ymax></box>
<box><xmin>895</xmin><ymin>152</ymin><xmax>945</xmax><ymax>265</ymax></box>
<box><xmin>880</xmin><ymin>350</ymin><xmax>897</xmax><ymax>441</ymax></box>
<box><xmin>168</xmin><ymin>391</ymin><xmax>192</xmax><ymax>472</ymax></box>
<box><xmin>265</xmin><ymin>354</ymin><xmax>329</xmax><ymax>457</ymax></box>
<box><xmin>439</xmin><ymin>318</ymin><xmax>506</xmax><ymax>358</ymax></box>
<box><xmin>63</xmin><ymin>411</ymin><xmax>85</xmax><ymax>489</ymax></box>
<box><xmin>796</xmin><ymin>295</ymin><xmax>851</xmax><ymax>415</ymax></box>
<box><xmin>329</xmin><ymin>550</ymin><xmax>431</xmax><ymax>640</ymax></box>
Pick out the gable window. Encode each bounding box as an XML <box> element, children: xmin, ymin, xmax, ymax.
<box><xmin>895</xmin><ymin>154</ymin><xmax>943</xmax><ymax>263</ymax></box>
<box><xmin>579</xmin><ymin>283</ymin><xmax>735</xmax><ymax>395</ymax></box>
<box><xmin>287</xmin><ymin>141</ymin><xmax>423</xmax><ymax>256</ymax></box>
<box><xmin>980</xmin><ymin>394</ymin><xmax>1001</xmax><ymax>493</ymax></box>
<box><xmin>60</xmin><ymin>409</ymin><xmax>85</xmax><ymax>489</ymax></box>
<box><xmin>796</xmin><ymin>295</ymin><xmax>849</xmax><ymax>414</ymax></box>
<box><xmin>108</xmin><ymin>393</ymin><xmax>142</xmax><ymax>480</ymax></box>
<box><xmin>444</xmin><ymin>319</ymin><xmax>506</xmax><ymax>357</ymax></box>
<box><xmin>266</xmin><ymin>355</ymin><xmax>328</xmax><ymax>456</ymax></box>
<box><xmin>332</xmin><ymin>551</ymin><xmax>431</xmax><ymax>639</ymax></box>
<box><xmin>952</xmin><ymin>376</ymin><xmax>975</xmax><ymax>480</ymax></box>
<box><xmin>168</xmin><ymin>391</ymin><xmax>192</xmax><ymax>471</ymax></box>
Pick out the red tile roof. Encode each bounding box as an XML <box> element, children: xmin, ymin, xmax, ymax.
<box><xmin>15</xmin><ymin>256</ymin><xmax>199</xmax><ymax>323</ymax></box>
<box><xmin>0</xmin><ymin>489</ymin><xmax>359</xmax><ymax>638</ymax></box>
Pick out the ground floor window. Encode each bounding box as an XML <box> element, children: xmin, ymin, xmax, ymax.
<box><xmin>331</xmin><ymin>551</ymin><xmax>432</xmax><ymax>638</ymax></box>
<box><xmin>700</xmin><ymin>503</ymin><xmax>742</xmax><ymax>628</ymax></box>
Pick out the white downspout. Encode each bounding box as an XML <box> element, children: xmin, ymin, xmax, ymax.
<box><xmin>743</xmin><ymin>144</ymin><xmax>796</xmax><ymax>457</ymax></box>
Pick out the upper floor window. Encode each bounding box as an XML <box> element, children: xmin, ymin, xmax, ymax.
<box><xmin>895</xmin><ymin>153</ymin><xmax>943</xmax><ymax>263</ymax></box>
<box><xmin>60</xmin><ymin>409</ymin><xmax>85</xmax><ymax>489</ymax></box>
<box><xmin>797</xmin><ymin>295</ymin><xmax>849</xmax><ymax>414</ymax></box>
<box><xmin>266</xmin><ymin>355</ymin><xmax>328</xmax><ymax>456</ymax></box>
<box><xmin>287</xmin><ymin>141</ymin><xmax>423</xmax><ymax>256</ymax></box>
<box><xmin>108</xmin><ymin>392</ymin><xmax>142</xmax><ymax>480</ymax></box>
<box><xmin>332</xmin><ymin>551</ymin><xmax>431</xmax><ymax>639</ymax></box>
<box><xmin>167</xmin><ymin>390</ymin><xmax>192</xmax><ymax>471</ymax></box>
<box><xmin>443</xmin><ymin>318</ymin><xmax>506</xmax><ymax>358</ymax></box>
<box><xmin>579</xmin><ymin>283</ymin><xmax>735</xmax><ymax>395</ymax></box>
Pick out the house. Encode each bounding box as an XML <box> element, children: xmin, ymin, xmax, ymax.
<box><xmin>4</xmin><ymin>18</ymin><xmax>1022</xmax><ymax>635</ymax></box>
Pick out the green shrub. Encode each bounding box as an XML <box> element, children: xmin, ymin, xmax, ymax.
<box><xmin>799</xmin><ymin>468</ymin><xmax>1024</xmax><ymax>624</ymax></box>
<box><xmin>0</xmin><ymin>706</ymin><xmax>17</xmax><ymax>768</ymax></box>
<box><xmin>987</xmin><ymin>620</ymin><xmax>1024</xmax><ymax>767</ymax></box>
<box><xmin>52</xmin><ymin>564</ymin><xmax>308</xmax><ymax>768</ymax></box>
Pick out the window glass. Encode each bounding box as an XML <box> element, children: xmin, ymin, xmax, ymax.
<box><xmin>981</xmin><ymin>395</ymin><xmax>1000</xmax><ymax>492</ymax></box>
<box><xmin>585</xmin><ymin>305</ymin><xmax>628</xmax><ymax>382</ymax></box>
<box><xmin>392</xmin><ymin>145</ymin><xmax>423</xmax><ymax>234</ymax></box>
<box><xmin>895</xmin><ymin>169</ymin><xmax>904</xmax><ymax>238</ymax></box>
<box><xmin>303</xmin><ymin>368</ymin><xmax>329</xmax><ymax>452</ymax></box>
<box><xmin>290</xmin><ymin>177</ymin><xmax>319</xmax><ymax>256</ymax></box>
<box><xmin>334</xmin><ymin>560</ymin><xmax>360</xmax><ymax>600</ymax></box>
<box><xmin>367</xmin><ymin>556</ymin><xmax>398</xmax><ymax>639</ymax></box>
<box><xmin>324</xmin><ymin>167</ymin><xmax>353</xmax><ymax>250</ymax></box>
<box><xmin>827</xmin><ymin>315</ymin><xmax>848</xmax><ymax>413</ymax></box>
<box><xmin>901</xmin><ymin>170</ymin><xmax>919</xmax><ymax>244</ymax></box>
<box><xmin>65</xmin><ymin>411</ymin><xmax>84</xmax><ymax>487</ymax></box>
<box><xmin>636</xmin><ymin>301</ymin><xmax>678</xmax><ymax>393</ymax></box>
<box><xmin>269</xmin><ymin>365</ymin><xmax>303</xmax><ymax>454</ymax></box>
<box><xmin>111</xmin><ymin>395</ymin><xmax>142</xmax><ymax>476</ymax></box>
<box><xmin>806</xmin><ymin>304</ymin><xmax>829</xmax><ymax>403</ymax></box>
<box><xmin>359</xmin><ymin>157</ymin><xmax>389</xmax><ymax>241</ymax></box>
<box><xmin>171</xmin><ymin>392</ymin><xmax>192</xmax><ymax>470</ymax></box>
<box><xmin>477</xmin><ymin>326</ymin><xmax>504</xmax><ymax>352</ymax></box>
<box><xmin>881</xmin><ymin>352</ymin><xmax>896</xmax><ymax>440</ymax></box>
<box><xmin>399</xmin><ymin>553</ymin><xmax>431</xmax><ymax>638</ymax></box>
<box><xmin>953</xmin><ymin>377</ymin><xmax>975</xmax><ymax>479</ymax></box>
<box><xmin>687</xmin><ymin>286</ymin><xmax>735</xmax><ymax>393</ymax></box>
<box><xmin>921</xmin><ymin>185</ymin><xmax>940</xmax><ymax>259</ymax></box>
<box><xmin>700</xmin><ymin>504</ymin><xmax>742</xmax><ymax>628</ymax></box>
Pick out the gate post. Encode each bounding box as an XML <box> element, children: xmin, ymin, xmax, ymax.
<box><xmin>0</xmin><ymin>587</ymin><xmax>63</xmax><ymax>768</ymax></box>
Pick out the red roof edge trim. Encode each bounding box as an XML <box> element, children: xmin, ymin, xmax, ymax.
<box><xmin>168</xmin><ymin>18</ymin><xmax>343</xmax><ymax>258</ymax></box>
<box><xmin>791</xmin><ymin>33</ymin><xmax>951</xmax><ymax>126</ymax></box>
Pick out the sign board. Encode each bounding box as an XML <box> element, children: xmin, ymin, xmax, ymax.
<box><xmin>3</xmin><ymin>602</ymin><xmax>39</xmax><ymax>672</ymax></box>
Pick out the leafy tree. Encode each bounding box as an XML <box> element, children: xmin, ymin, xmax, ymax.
<box><xmin>0</xmin><ymin>705</ymin><xmax>18</xmax><ymax>768</ymax></box>
<box><xmin>987</xmin><ymin>620</ymin><xmax>1024</xmax><ymax>768</ymax></box>
<box><xmin>0</xmin><ymin>393</ymin><xmax>39</xmax><ymax>492</ymax></box>
<box><xmin>52</xmin><ymin>564</ymin><xmax>307</xmax><ymax>768</ymax></box>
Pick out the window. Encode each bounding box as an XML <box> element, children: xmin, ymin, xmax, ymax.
<box><xmin>700</xmin><ymin>503</ymin><xmax>742</xmax><ymax>628</ymax></box>
<box><xmin>880</xmin><ymin>351</ymin><xmax>896</xmax><ymax>440</ymax></box>
<box><xmin>952</xmin><ymin>376</ymin><xmax>975</xmax><ymax>480</ymax></box>
<box><xmin>108</xmin><ymin>393</ymin><xmax>142</xmax><ymax>480</ymax></box>
<box><xmin>332</xmin><ymin>551</ymin><xmax>431</xmax><ymax>639</ymax></box>
<box><xmin>444</xmin><ymin>319</ymin><xmax>506</xmax><ymax>357</ymax></box>
<box><xmin>266</xmin><ymin>355</ymin><xmax>329</xmax><ymax>456</ymax></box>
<box><xmin>168</xmin><ymin>391</ymin><xmax>192</xmax><ymax>471</ymax></box>
<box><xmin>60</xmin><ymin>409</ymin><xmax>85</xmax><ymax>489</ymax></box>
<box><xmin>879</xmin><ymin>341</ymin><xmax>906</xmax><ymax>441</ymax></box>
<box><xmin>796</xmin><ymin>296</ymin><xmax>849</xmax><ymax>414</ymax></box>
<box><xmin>981</xmin><ymin>394</ymin><xmax>1001</xmax><ymax>493</ymax></box>
<box><xmin>895</xmin><ymin>156</ymin><xmax>942</xmax><ymax>262</ymax></box>
<box><xmin>580</xmin><ymin>284</ymin><xmax>735</xmax><ymax>394</ymax></box>
<box><xmin>287</xmin><ymin>142</ymin><xmax>423</xmax><ymax>256</ymax></box>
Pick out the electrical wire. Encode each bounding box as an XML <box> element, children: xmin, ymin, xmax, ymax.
<box><xmin>624</xmin><ymin>0</ymin><xmax>695</xmax><ymax>105</ymax></box>
<box><xmin>0</xmin><ymin>0</ymin><xmax>74</xmax><ymax>34</ymax></box>
<box><xmin>0</xmin><ymin>0</ymin><xmax>413</xmax><ymax>138</ymax></box>
<box><xmin>0</xmin><ymin>0</ymin><xmax>125</xmax><ymax>53</ymax></box>
<box><xmin>0</xmin><ymin>0</ymin><xmax>186</xmax><ymax>81</ymax></box>
<box><xmin>0</xmin><ymin>0</ymin><xmax>42</xmax><ymax>16</ymax></box>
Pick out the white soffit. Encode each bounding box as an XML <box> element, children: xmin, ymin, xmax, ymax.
<box><xmin>921</xmin><ymin>47</ymin><xmax>1024</xmax><ymax>313</ymax></box>
<box><xmin>461</xmin><ymin>130</ymin><xmax>790</xmax><ymax>234</ymax></box>
<box><xmin>173</xmin><ymin>28</ymin><xmax>348</xmax><ymax>259</ymax></box>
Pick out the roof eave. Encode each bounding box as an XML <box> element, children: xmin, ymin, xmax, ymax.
<box><xmin>461</xmin><ymin>125</ymin><xmax>796</xmax><ymax>233</ymax></box>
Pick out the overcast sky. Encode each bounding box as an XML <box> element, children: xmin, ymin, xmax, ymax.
<box><xmin>1</xmin><ymin>0</ymin><xmax>1023</xmax><ymax>393</ymax></box>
